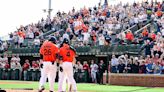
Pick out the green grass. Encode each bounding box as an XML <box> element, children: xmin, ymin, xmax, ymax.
<box><xmin>0</xmin><ymin>80</ymin><xmax>164</xmax><ymax>92</ymax></box>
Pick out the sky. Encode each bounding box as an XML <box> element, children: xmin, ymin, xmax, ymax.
<box><xmin>0</xmin><ymin>0</ymin><xmax>161</xmax><ymax>39</ymax></box>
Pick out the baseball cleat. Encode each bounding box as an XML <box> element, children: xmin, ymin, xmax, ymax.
<box><xmin>38</xmin><ymin>86</ymin><xmax>45</xmax><ymax>92</ymax></box>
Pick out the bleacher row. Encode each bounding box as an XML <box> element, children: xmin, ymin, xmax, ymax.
<box><xmin>1</xmin><ymin>1</ymin><xmax>162</xmax><ymax>58</ymax></box>
<box><xmin>3</xmin><ymin>19</ymin><xmax>154</xmax><ymax>56</ymax></box>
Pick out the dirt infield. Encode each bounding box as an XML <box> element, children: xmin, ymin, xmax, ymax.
<box><xmin>0</xmin><ymin>81</ymin><xmax>31</xmax><ymax>84</ymax></box>
<box><xmin>4</xmin><ymin>89</ymin><xmax>43</xmax><ymax>92</ymax></box>
<box><xmin>1</xmin><ymin>81</ymin><xmax>50</xmax><ymax>92</ymax></box>
<box><xmin>4</xmin><ymin>89</ymin><xmax>87</xmax><ymax>92</ymax></box>
<box><xmin>0</xmin><ymin>81</ymin><xmax>88</xmax><ymax>92</ymax></box>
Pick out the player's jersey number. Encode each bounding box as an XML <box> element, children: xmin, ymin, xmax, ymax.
<box><xmin>44</xmin><ymin>49</ymin><xmax>51</xmax><ymax>55</ymax></box>
<box><xmin>66</xmin><ymin>51</ymin><xmax>70</xmax><ymax>57</ymax></box>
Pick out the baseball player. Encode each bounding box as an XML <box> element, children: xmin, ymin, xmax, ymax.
<box><xmin>58</xmin><ymin>38</ymin><xmax>77</xmax><ymax>92</ymax></box>
<box><xmin>58</xmin><ymin>70</ymin><xmax>71</xmax><ymax>91</ymax></box>
<box><xmin>38</xmin><ymin>36</ymin><xmax>59</xmax><ymax>92</ymax></box>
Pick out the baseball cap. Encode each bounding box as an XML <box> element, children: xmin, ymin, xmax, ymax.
<box><xmin>48</xmin><ymin>36</ymin><xmax>57</xmax><ymax>44</ymax></box>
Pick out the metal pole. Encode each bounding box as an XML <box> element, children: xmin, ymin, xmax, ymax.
<box><xmin>48</xmin><ymin>0</ymin><xmax>52</xmax><ymax>19</ymax></box>
<box><xmin>104</xmin><ymin>0</ymin><xmax>108</xmax><ymax>6</ymax></box>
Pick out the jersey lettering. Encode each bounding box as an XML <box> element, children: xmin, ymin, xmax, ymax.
<box><xmin>44</xmin><ymin>48</ymin><xmax>51</xmax><ymax>55</ymax></box>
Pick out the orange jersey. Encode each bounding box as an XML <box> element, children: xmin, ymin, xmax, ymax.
<box><xmin>59</xmin><ymin>44</ymin><xmax>76</xmax><ymax>62</ymax></box>
<box><xmin>40</xmin><ymin>41</ymin><xmax>59</xmax><ymax>62</ymax></box>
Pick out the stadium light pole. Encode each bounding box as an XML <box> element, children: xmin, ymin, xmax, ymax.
<box><xmin>104</xmin><ymin>0</ymin><xmax>108</xmax><ymax>6</ymax></box>
<box><xmin>43</xmin><ymin>0</ymin><xmax>53</xmax><ymax>19</ymax></box>
<box><xmin>48</xmin><ymin>0</ymin><xmax>52</xmax><ymax>19</ymax></box>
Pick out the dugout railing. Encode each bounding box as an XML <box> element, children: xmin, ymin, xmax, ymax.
<box><xmin>0</xmin><ymin>68</ymin><xmax>93</xmax><ymax>83</ymax></box>
<box><xmin>0</xmin><ymin>68</ymin><xmax>40</xmax><ymax>81</ymax></box>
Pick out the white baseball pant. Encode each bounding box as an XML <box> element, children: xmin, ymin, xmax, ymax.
<box><xmin>59</xmin><ymin>71</ymin><xmax>70</xmax><ymax>91</ymax></box>
<box><xmin>58</xmin><ymin>62</ymin><xmax>77</xmax><ymax>92</ymax></box>
<box><xmin>39</xmin><ymin>62</ymin><xmax>57</xmax><ymax>91</ymax></box>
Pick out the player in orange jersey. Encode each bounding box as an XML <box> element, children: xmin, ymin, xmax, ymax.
<box><xmin>39</xmin><ymin>36</ymin><xmax>59</xmax><ymax>92</ymax></box>
<box><xmin>58</xmin><ymin>38</ymin><xmax>77</xmax><ymax>92</ymax></box>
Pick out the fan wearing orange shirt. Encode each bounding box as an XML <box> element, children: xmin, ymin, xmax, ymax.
<box><xmin>58</xmin><ymin>38</ymin><xmax>77</xmax><ymax>92</ymax></box>
<box><xmin>142</xmin><ymin>27</ymin><xmax>149</xmax><ymax>37</ymax></box>
<box><xmin>126</xmin><ymin>31</ymin><xmax>134</xmax><ymax>42</ymax></box>
<box><xmin>38</xmin><ymin>36</ymin><xmax>59</xmax><ymax>92</ymax></box>
<box><xmin>156</xmin><ymin>9</ymin><xmax>162</xmax><ymax>18</ymax></box>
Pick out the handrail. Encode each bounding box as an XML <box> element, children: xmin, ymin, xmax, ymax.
<box><xmin>39</xmin><ymin>29</ymin><xmax>56</xmax><ymax>38</ymax></box>
<box><xmin>123</xmin><ymin>20</ymin><xmax>152</xmax><ymax>34</ymax></box>
<box><xmin>46</xmin><ymin>29</ymin><xmax>64</xmax><ymax>37</ymax></box>
<box><xmin>123</xmin><ymin>24</ymin><xmax>137</xmax><ymax>33</ymax></box>
<box><xmin>134</xmin><ymin>23</ymin><xmax>151</xmax><ymax>35</ymax></box>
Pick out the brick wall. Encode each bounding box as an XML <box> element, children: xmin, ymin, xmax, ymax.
<box><xmin>103</xmin><ymin>73</ymin><xmax>164</xmax><ymax>87</ymax></box>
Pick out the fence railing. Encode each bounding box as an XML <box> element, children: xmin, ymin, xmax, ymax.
<box><xmin>4</xmin><ymin>45</ymin><xmax>141</xmax><ymax>56</ymax></box>
<box><xmin>122</xmin><ymin>20</ymin><xmax>152</xmax><ymax>34</ymax></box>
<box><xmin>0</xmin><ymin>68</ymin><xmax>95</xmax><ymax>83</ymax></box>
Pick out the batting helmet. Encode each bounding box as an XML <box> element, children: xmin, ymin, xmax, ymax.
<box><xmin>48</xmin><ymin>36</ymin><xmax>57</xmax><ymax>44</ymax></box>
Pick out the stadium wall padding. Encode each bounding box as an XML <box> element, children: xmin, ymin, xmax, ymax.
<box><xmin>103</xmin><ymin>73</ymin><xmax>164</xmax><ymax>87</ymax></box>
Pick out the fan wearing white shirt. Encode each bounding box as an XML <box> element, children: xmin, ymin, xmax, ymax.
<box><xmin>10</xmin><ymin>61</ymin><xmax>16</xmax><ymax>69</ymax></box>
<box><xmin>161</xmin><ymin>28</ymin><xmax>164</xmax><ymax>38</ymax></box>
<box><xmin>28</xmin><ymin>31</ymin><xmax>34</xmax><ymax>39</ymax></box>
<box><xmin>74</xmin><ymin>61</ymin><xmax>83</xmax><ymax>83</ymax></box>
<box><xmin>10</xmin><ymin>54</ymin><xmax>17</xmax><ymax>80</ymax></box>
<box><xmin>62</xmin><ymin>32</ymin><xmax>70</xmax><ymax>41</ymax></box>
<box><xmin>16</xmin><ymin>55</ymin><xmax>21</xmax><ymax>63</ymax></box>
<box><xmin>33</xmin><ymin>37</ymin><xmax>40</xmax><ymax>47</ymax></box>
<box><xmin>90</xmin><ymin>60</ymin><xmax>98</xmax><ymax>83</ymax></box>
<box><xmin>111</xmin><ymin>54</ymin><xmax>119</xmax><ymax>73</ymax></box>
<box><xmin>2</xmin><ymin>54</ymin><xmax>8</xmax><ymax>63</ymax></box>
<box><xmin>134</xmin><ymin>15</ymin><xmax>139</xmax><ymax>24</ymax></box>
<box><xmin>98</xmin><ymin>34</ymin><xmax>105</xmax><ymax>46</ymax></box>
<box><xmin>82</xmin><ymin>32</ymin><xmax>90</xmax><ymax>45</ymax></box>
<box><xmin>11</xmin><ymin>54</ymin><xmax>17</xmax><ymax>63</ymax></box>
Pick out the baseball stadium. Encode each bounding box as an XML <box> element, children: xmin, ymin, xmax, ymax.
<box><xmin>0</xmin><ymin>0</ymin><xmax>164</xmax><ymax>92</ymax></box>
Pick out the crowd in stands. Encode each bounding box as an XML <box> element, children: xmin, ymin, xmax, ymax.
<box><xmin>50</xmin><ymin>1</ymin><xmax>155</xmax><ymax>46</ymax></box>
<box><xmin>110</xmin><ymin>54</ymin><xmax>164</xmax><ymax>74</ymax></box>
<box><xmin>0</xmin><ymin>1</ymin><xmax>162</xmax><ymax>50</ymax></box>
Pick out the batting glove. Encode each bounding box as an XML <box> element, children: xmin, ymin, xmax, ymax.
<box><xmin>40</xmin><ymin>64</ymin><xmax>43</xmax><ymax>68</ymax></box>
<box><xmin>59</xmin><ymin>66</ymin><xmax>63</xmax><ymax>72</ymax></box>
